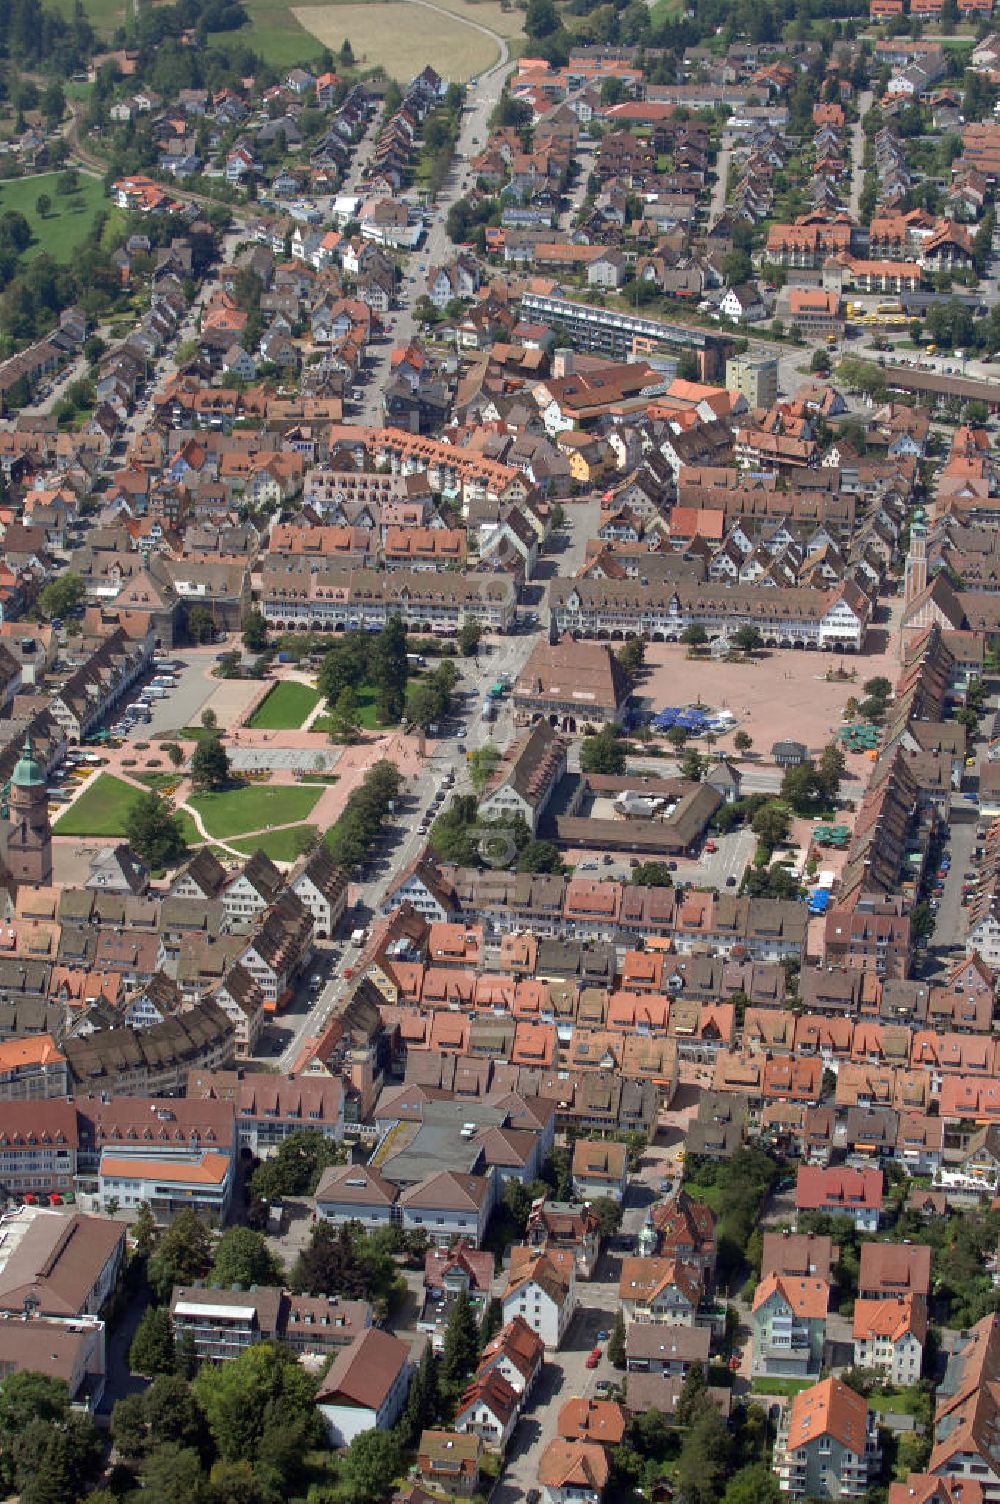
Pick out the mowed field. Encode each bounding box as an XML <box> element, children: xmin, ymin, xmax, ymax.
<box><xmin>57</xmin><ymin>0</ymin><xmax>518</xmax><ymax>74</ymax></box>
<box><xmin>0</xmin><ymin>171</ymin><xmax>107</xmax><ymax>263</ymax></box>
<box><xmin>45</xmin><ymin>0</ymin><xmax>127</xmax><ymax>29</ymax></box>
<box><xmin>293</xmin><ymin>0</ymin><xmax>516</xmax><ymax>81</ymax></box>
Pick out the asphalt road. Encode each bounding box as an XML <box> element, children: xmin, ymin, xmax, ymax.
<box><xmin>490</xmin><ymin>1274</ymin><xmax>623</xmax><ymax>1504</ymax></box>
<box><xmin>848</xmin><ymin>90</ymin><xmax>873</xmax><ymax>221</ymax></box>
<box><xmin>274</xmin><ymin>629</ymin><xmax>540</xmax><ymax>1070</ymax></box>
<box><xmin>356</xmin><ymin>50</ymin><xmax>515</xmax><ymax>426</ymax></box>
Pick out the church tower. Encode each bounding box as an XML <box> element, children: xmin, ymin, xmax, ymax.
<box><xmin>904</xmin><ymin>526</ymin><xmax>928</xmax><ymax>607</ymax></box>
<box><xmin>6</xmin><ymin>736</ymin><xmax>52</xmax><ymax>886</ymax></box>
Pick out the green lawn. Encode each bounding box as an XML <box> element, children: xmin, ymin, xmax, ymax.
<box><xmin>247</xmin><ymin>681</ymin><xmax>322</xmax><ymax>730</ymax></box>
<box><xmin>46</xmin><ymin>0</ymin><xmax>127</xmax><ymax>28</ymax></box>
<box><xmin>647</xmin><ymin>0</ymin><xmax>683</xmax><ymax>22</ymax></box>
<box><xmin>219</xmin><ymin>0</ymin><xmax>325</xmax><ymax>66</ymax></box>
<box><xmin>187</xmin><ymin>783</ymin><xmax>323</xmax><ymax>839</ymax></box>
<box><xmin>54</xmin><ymin>773</ymin><xmax>199</xmax><ymax>847</ymax></box>
<box><xmin>135</xmin><ymin>772</ymin><xmax>182</xmax><ymax>790</ymax></box>
<box><xmin>681</xmin><ymin>1178</ymin><xmax>726</xmax><ymax>1214</ymax></box>
<box><xmin>0</xmin><ymin>171</ymin><xmax>107</xmax><ymax>265</ymax></box>
<box><xmin>316</xmin><ymin>677</ymin><xmax>431</xmax><ymax>736</ymax></box>
<box><xmin>230</xmin><ymin>824</ymin><xmax>319</xmax><ymax>863</ymax></box>
<box><xmin>750</xmin><ymin>1377</ymin><xmax>812</xmax><ymax>1397</ymax></box>
<box><xmin>314</xmin><ymin>684</ymin><xmax>382</xmax><ymax>733</ymax></box>
<box><xmin>64</xmin><ymin>0</ymin><xmax>324</xmax><ymax>61</ymax></box>
<box><xmin>53</xmin><ymin>773</ymin><xmax>146</xmax><ymax>836</ymax></box>
<box><xmin>869</xmin><ymin>1389</ymin><xmax>925</xmax><ymax>1416</ymax></box>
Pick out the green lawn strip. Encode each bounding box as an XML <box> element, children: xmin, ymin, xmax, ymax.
<box><xmin>355</xmin><ymin>683</ymin><xmax>381</xmax><ymax>728</ymax></box>
<box><xmin>749</xmin><ymin>1377</ymin><xmax>812</xmax><ymax>1397</ymax></box>
<box><xmin>187</xmin><ymin>783</ymin><xmax>323</xmax><ymax>840</ymax></box>
<box><xmin>177</xmin><ymin>725</ymin><xmax>218</xmax><ymax>741</ymax></box>
<box><xmin>134</xmin><ymin>772</ymin><xmax>180</xmax><ymax>790</ymax></box>
<box><xmin>868</xmin><ymin>1390</ymin><xmax>924</xmax><ymax>1416</ymax></box>
<box><xmin>177</xmin><ymin>810</ymin><xmax>202</xmax><ymax>847</ymax></box>
<box><xmin>0</xmin><ymin>172</ymin><xmax>107</xmax><ymax>264</ymax></box>
<box><xmin>247</xmin><ymin>680</ymin><xmax>321</xmax><ymax>730</ymax></box>
<box><xmin>229</xmin><ymin>824</ymin><xmax>319</xmax><ymax>862</ymax></box>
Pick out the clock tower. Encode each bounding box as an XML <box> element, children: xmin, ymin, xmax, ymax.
<box><xmin>6</xmin><ymin>736</ymin><xmax>52</xmax><ymax>886</ymax></box>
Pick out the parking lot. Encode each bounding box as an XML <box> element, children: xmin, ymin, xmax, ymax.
<box><xmin>111</xmin><ymin>655</ymin><xmax>212</xmax><ymax>739</ymax></box>
<box><xmin>567</xmin><ymin>826</ymin><xmax>756</xmax><ymax>889</ymax></box>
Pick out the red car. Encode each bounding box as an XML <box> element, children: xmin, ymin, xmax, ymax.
<box><xmin>586</xmin><ymin>1349</ymin><xmax>601</xmax><ymax>1369</ymax></box>
<box><xmin>705</xmin><ymin>840</ymin><xmax>717</xmax><ymax>853</ymax></box>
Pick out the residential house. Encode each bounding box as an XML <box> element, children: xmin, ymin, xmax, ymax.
<box><xmin>315</xmin><ymin>1327</ymin><xmax>415</xmax><ymax>1446</ymax></box>
<box><xmin>537</xmin><ymin>1439</ymin><xmax>609</xmax><ymax>1504</ymax></box>
<box><xmin>503</xmin><ymin>1247</ymin><xmax>578</xmax><ymax>1350</ymax></box>
<box><xmin>752</xmin><ymin>1274</ymin><xmax>829</xmax><ymax>1379</ymax></box>
<box><xmin>476</xmin><ymin>1315</ymin><xmax>544</xmax><ymax>1399</ymax></box>
<box><xmin>853</xmin><ymin>1297</ymin><xmax>925</xmax><ymax>1385</ymax></box>
<box><xmin>417</xmin><ymin>1431</ymin><xmax>482</xmax><ymax>1497</ymax></box>
<box><xmin>570</xmin><ymin>1140</ymin><xmax>628</xmax><ymax>1203</ymax></box>
<box><xmin>617</xmin><ymin>1257</ymin><xmax>701</xmax><ymax>1326</ymax></box>
<box><xmin>453</xmin><ymin>1370</ymin><xmax>520</xmax><ymax>1452</ymax></box>
<box><xmin>795</xmin><ymin>1167</ymin><xmax>883</xmax><ymax>1232</ymax></box>
<box><xmin>773</xmin><ymin>1376</ymin><xmax>881</xmax><ymax>1498</ymax></box>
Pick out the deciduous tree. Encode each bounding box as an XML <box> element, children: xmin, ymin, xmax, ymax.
<box><xmin>211</xmin><ymin>1227</ymin><xmax>284</xmax><ymax>1290</ymax></box>
<box><xmin>146</xmin><ymin>1209</ymin><xmax>213</xmax><ymax>1305</ymax></box>
<box><xmin>190</xmin><ymin>733</ymin><xmax>230</xmax><ymax>792</ymax></box>
<box><xmin>249</xmin><ymin>1129</ymin><xmax>346</xmax><ymax>1201</ymax></box>
<box><xmin>129</xmin><ymin>1306</ymin><xmax>175</xmax><ymax>1377</ymax></box>
<box><xmin>125</xmin><ymin>792</ymin><xmax>187</xmax><ymax>868</ymax></box>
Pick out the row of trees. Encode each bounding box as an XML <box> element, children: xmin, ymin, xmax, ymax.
<box><xmin>326</xmin><ymin>758</ymin><xmax>402</xmax><ymax>871</ymax></box>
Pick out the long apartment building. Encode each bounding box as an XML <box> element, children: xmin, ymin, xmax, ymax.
<box><xmin>260</xmin><ymin>560</ymin><xmax>517</xmax><ymax>635</ymax></box>
<box><xmin>548</xmin><ymin>578</ymin><xmax>871</xmax><ymax>652</ymax></box>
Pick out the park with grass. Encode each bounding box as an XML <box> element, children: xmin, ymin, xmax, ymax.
<box><xmin>230</xmin><ymin>825</ymin><xmax>318</xmax><ymax>862</ymax></box>
<box><xmin>247</xmin><ymin>681</ymin><xmax>322</xmax><ymax>731</ymax></box>
<box><xmin>0</xmin><ymin>171</ymin><xmax>107</xmax><ymax>265</ymax></box>
<box><xmin>186</xmin><ymin>782</ymin><xmax>323</xmax><ymax>841</ymax></box>
<box><xmin>54</xmin><ymin>773</ymin><xmax>200</xmax><ymax>845</ymax></box>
